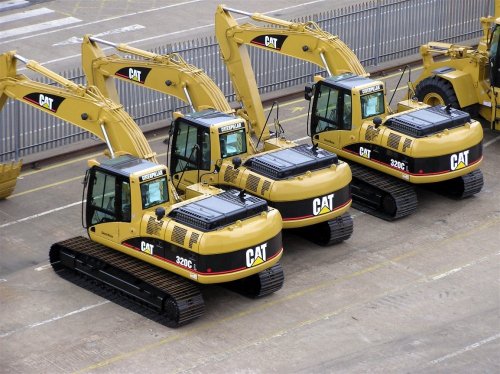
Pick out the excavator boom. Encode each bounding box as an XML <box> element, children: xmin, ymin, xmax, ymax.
<box><xmin>81</xmin><ymin>35</ymin><xmax>232</xmax><ymax>113</ymax></box>
<box><xmin>0</xmin><ymin>52</ymin><xmax>157</xmax><ymax>162</ymax></box>
<box><xmin>215</xmin><ymin>5</ymin><xmax>367</xmax><ymax>139</ymax></box>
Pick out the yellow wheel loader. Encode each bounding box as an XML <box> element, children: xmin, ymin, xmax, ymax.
<box><xmin>214</xmin><ymin>5</ymin><xmax>484</xmax><ymax>221</ymax></box>
<box><xmin>80</xmin><ymin>36</ymin><xmax>354</xmax><ymax>246</ymax></box>
<box><xmin>0</xmin><ymin>160</ymin><xmax>22</xmax><ymax>199</ymax></box>
<box><xmin>0</xmin><ymin>51</ymin><xmax>285</xmax><ymax>327</ymax></box>
<box><xmin>413</xmin><ymin>0</ymin><xmax>500</xmax><ymax>132</ymax></box>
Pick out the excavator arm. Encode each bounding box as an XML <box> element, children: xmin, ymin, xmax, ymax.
<box><xmin>81</xmin><ymin>35</ymin><xmax>232</xmax><ymax>113</ymax></box>
<box><xmin>0</xmin><ymin>51</ymin><xmax>157</xmax><ymax>162</ymax></box>
<box><xmin>214</xmin><ymin>5</ymin><xmax>368</xmax><ymax>139</ymax></box>
<box><xmin>0</xmin><ymin>52</ymin><xmax>188</xmax><ymax>200</ymax></box>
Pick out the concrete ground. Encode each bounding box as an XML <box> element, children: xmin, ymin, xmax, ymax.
<box><xmin>1</xmin><ymin>1</ymin><xmax>499</xmax><ymax>373</ymax></box>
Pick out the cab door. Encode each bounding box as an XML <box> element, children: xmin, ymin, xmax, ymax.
<box><xmin>310</xmin><ymin>82</ymin><xmax>348</xmax><ymax>153</ymax></box>
<box><xmin>85</xmin><ymin>168</ymin><xmax>120</xmax><ymax>244</ymax></box>
<box><xmin>170</xmin><ymin>119</ymin><xmax>211</xmax><ymax>192</ymax></box>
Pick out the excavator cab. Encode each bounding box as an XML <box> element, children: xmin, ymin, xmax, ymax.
<box><xmin>306</xmin><ymin>74</ymin><xmax>387</xmax><ymax>137</ymax></box>
<box><xmin>170</xmin><ymin>110</ymin><xmax>250</xmax><ymax>191</ymax></box>
<box><xmin>84</xmin><ymin>155</ymin><xmax>169</xmax><ymax>230</ymax></box>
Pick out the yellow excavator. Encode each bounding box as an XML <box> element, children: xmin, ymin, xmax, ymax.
<box><xmin>81</xmin><ymin>35</ymin><xmax>354</xmax><ymax>246</ymax></box>
<box><xmin>215</xmin><ymin>5</ymin><xmax>484</xmax><ymax>220</ymax></box>
<box><xmin>413</xmin><ymin>0</ymin><xmax>500</xmax><ymax>131</ymax></box>
<box><xmin>0</xmin><ymin>51</ymin><xmax>285</xmax><ymax>327</ymax></box>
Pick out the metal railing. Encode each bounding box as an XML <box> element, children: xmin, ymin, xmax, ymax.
<box><xmin>0</xmin><ymin>0</ymin><xmax>492</xmax><ymax>162</ymax></box>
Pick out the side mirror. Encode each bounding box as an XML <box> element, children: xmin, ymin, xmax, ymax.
<box><xmin>373</xmin><ymin>116</ymin><xmax>383</xmax><ymax>128</ymax></box>
<box><xmin>155</xmin><ymin>206</ymin><xmax>165</xmax><ymax>221</ymax></box>
<box><xmin>304</xmin><ymin>83</ymin><xmax>314</xmax><ymax>101</ymax></box>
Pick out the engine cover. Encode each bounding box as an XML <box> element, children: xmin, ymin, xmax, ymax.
<box><xmin>169</xmin><ymin>189</ymin><xmax>268</xmax><ymax>231</ymax></box>
<box><xmin>385</xmin><ymin>105</ymin><xmax>471</xmax><ymax>138</ymax></box>
<box><xmin>244</xmin><ymin>144</ymin><xmax>338</xmax><ymax>180</ymax></box>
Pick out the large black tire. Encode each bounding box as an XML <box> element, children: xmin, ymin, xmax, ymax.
<box><xmin>415</xmin><ymin>76</ymin><xmax>459</xmax><ymax>108</ymax></box>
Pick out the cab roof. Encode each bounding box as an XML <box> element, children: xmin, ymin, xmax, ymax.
<box><xmin>183</xmin><ymin>109</ymin><xmax>240</xmax><ymax>128</ymax></box>
<box><xmin>324</xmin><ymin>73</ymin><xmax>378</xmax><ymax>91</ymax></box>
<box><xmin>98</xmin><ymin>154</ymin><xmax>161</xmax><ymax>178</ymax></box>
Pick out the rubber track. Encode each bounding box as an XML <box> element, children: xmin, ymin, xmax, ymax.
<box><xmin>50</xmin><ymin>236</ymin><xmax>205</xmax><ymax>327</ymax></box>
<box><xmin>349</xmin><ymin>163</ymin><xmax>418</xmax><ymax>221</ymax></box>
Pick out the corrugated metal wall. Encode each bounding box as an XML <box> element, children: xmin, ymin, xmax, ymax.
<box><xmin>0</xmin><ymin>0</ymin><xmax>492</xmax><ymax>161</ymax></box>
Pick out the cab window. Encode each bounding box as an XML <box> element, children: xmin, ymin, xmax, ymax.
<box><xmin>173</xmin><ymin>121</ymin><xmax>199</xmax><ymax>173</ymax></box>
<box><xmin>219</xmin><ymin>128</ymin><xmax>247</xmax><ymax>158</ymax></box>
<box><xmin>361</xmin><ymin>91</ymin><xmax>385</xmax><ymax>119</ymax></box>
<box><xmin>314</xmin><ymin>84</ymin><xmax>339</xmax><ymax>132</ymax></box>
<box><xmin>200</xmin><ymin>131</ymin><xmax>211</xmax><ymax>170</ymax></box>
<box><xmin>172</xmin><ymin>121</ymin><xmax>211</xmax><ymax>172</ymax></box>
<box><xmin>121</xmin><ymin>180</ymin><xmax>131</xmax><ymax>222</ymax></box>
<box><xmin>140</xmin><ymin>177</ymin><xmax>168</xmax><ymax>209</ymax></box>
<box><xmin>342</xmin><ymin>93</ymin><xmax>352</xmax><ymax>129</ymax></box>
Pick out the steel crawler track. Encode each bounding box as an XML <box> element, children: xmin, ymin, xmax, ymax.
<box><xmin>297</xmin><ymin>212</ymin><xmax>354</xmax><ymax>246</ymax></box>
<box><xmin>226</xmin><ymin>263</ymin><xmax>284</xmax><ymax>298</ymax></box>
<box><xmin>349</xmin><ymin>163</ymin><xmax>419</xmax><ymax>221</ymax></box>
<box><xmin>429</xmin><ymin>169</ymin><xmax>484</xmax><ymax>199</ymax></box>
<box><xmin>50</xmin><ymin>236</ymin><xmax>205</xmax><ymax>327</ymax></box>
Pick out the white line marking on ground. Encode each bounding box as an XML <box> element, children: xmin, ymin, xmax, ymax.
<box><xmin>34</xmin><ymin>264</ymin><xmax>52</xmax><ymax>272</ymax></box>
<box><xmin>5</xmin><ymin>0</ymin><xmax>327</xmax><ymax>68</ymax></box>
<box><xmin>0</xmin><ymin>201</ymin><xmax>82</xmax><ymax>229</ymax></box>
<box><xmin>0</xmin><ymin>7</ymin><xmax>53</xmax><ymax>24</ymax></box>
<box><xmin>0</xmin><ymin>0</ymin><xmax>204</xmax><ymax>45</ymax></box>
<box><xmin>0</xmin><ymin>300</ymin><xmax>110</xmax><ymax>338</ymax></box>
<box><xmin>429</xmin><ymin>332</ymin><xmax>500</xmax><ymax>364</ymax></box>
<box><xmin>484</xmin><ymin>135</ymin><xmax>500</xmax><ymax>148</ymax></box>
<box><xmin>53</xmin><ymin>24</ymin><xmax>146</xmax><ymax>46</ymax></box>
<box><xmin>431</xmin><ymin>253</ymin><xmax>497</xmax><ymax>281</ymax></box>
<box><xmin>0</xmin><ymin>17</ymin><xmax>82</xmax><ymax>40</ymax></box>
<box><xmin>0</xmin><ymin>0</ymin><xmax>28</xmax><ymax>12</ymax></box>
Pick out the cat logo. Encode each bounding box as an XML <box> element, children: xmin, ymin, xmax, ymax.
<box><xmin>359</xmin><ymin>146</ymin><xmax>372</xmax><ymax>159</ymax></box>
<box><xmin>128</xmin><ymin>68</ymin><xmax>142</xmax><ymax>82</ymax></box>
<box><xmin>246</xmin><ymin>243</ymin><xmax>267</xmax><ymax>267</ymax></box>
<box><xmin>250</xmin><ymin>35</ymin><xmax>287</xmax><ymax>51</ymax></box>
<box><xmin>313</xmin><ymin>194</ymin><xmax>335</xmax><ymax>216</ymax></box>
<box><xmin>39</xmin><ymin>94</ymin><xmax>54</xmax><ymax>111</ymax></box>
<box><xmin>23</xmin><ymin>92</ymin><xmax>65</xmax><ymax>112</ymax></box>
<box><xmin>115</xmin><ymin>66</ymin><xmax>151</xmax><ymax>84</ymax></box>
<box><xmin>450</xmin><ymin>150</ymin><xmax>469</xmax><ymax>171</ymax></box>
<box><xmin>264</xmin><ymin>36</ymin><xmax>278</xmax><ymax>49</ymax></box>
<box><xmin>140</xmin><ymin>241</ymin><xmax>154</xmax><ymax>255</ymax></box>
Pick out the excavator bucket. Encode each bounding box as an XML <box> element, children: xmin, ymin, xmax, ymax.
<box><xmin>0</xmin><ymin>160</ymin><xmax>22</xmax><ymax>199</ymax></box>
